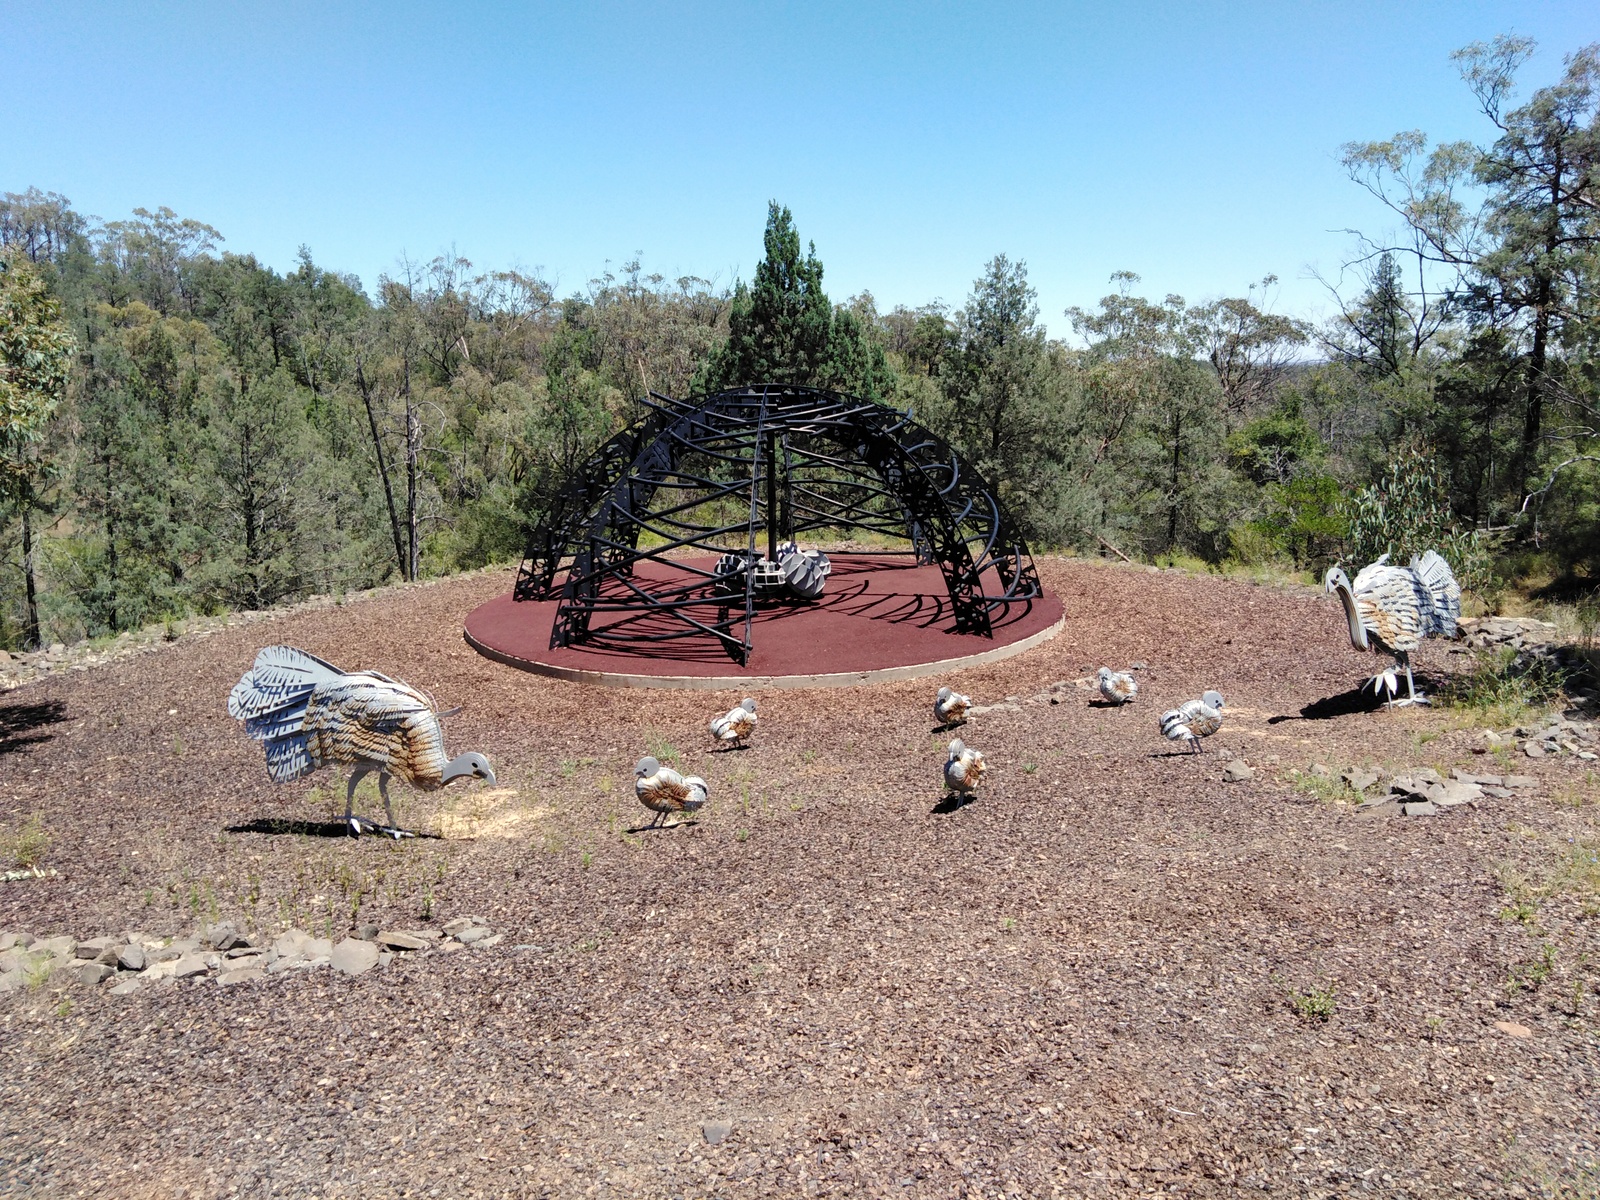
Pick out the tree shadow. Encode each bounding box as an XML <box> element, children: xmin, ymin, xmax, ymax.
<box><xmin>1268</xmin><ymin>686</ymin><xmax>1387</xmax><ymax>723</ymax></box>
<box><xmin>1530</xmin><ymin>574</ymin><xmax>1597</xmax><ymax>604</ymax></box>
<box><xmin>0</xmin><ymin>698</ymin><xmax>69</xmax><ymax>757</ymax></box>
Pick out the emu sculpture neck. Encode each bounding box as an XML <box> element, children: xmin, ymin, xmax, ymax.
<box><xmin>1331</xmin><ymin>579</ymin><xmax>1368</xmax><ymax>651</ymax></box>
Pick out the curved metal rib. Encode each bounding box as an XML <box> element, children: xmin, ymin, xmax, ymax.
<box><xmin>515</xmin><ymin>384</ymin><xmax>1043</xmax><ymax>660</ymax></box>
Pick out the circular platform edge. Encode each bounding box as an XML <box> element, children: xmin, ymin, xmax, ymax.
<box><xmin>462</xmin><ymin>614</ymin><xmax>1065</xmax><ymax>691</ymax></box>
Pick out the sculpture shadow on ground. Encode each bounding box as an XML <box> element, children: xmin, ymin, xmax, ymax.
<box><xmin>1269</xmin><ymin>686</ymin><xmax>1392</xmax><ymax>723</ymax></box>
<box><xmin>0</xmin><ymin>698</ymin><xmax>70</xmax><ymax>757</ymax></box>
<box><xmin>931</xmin><ymin>794</ymin><xmax>974</xmax><ymax>815</ymax></box>
<box><xmin>625</xmin><ymin>819</ymin><xmax>699</xmax><ymax>834</ymax></box>
<box><xmin>226</xmin><ymin>818</ymin><xmax>441</xmax><ymax>840</ymax></box>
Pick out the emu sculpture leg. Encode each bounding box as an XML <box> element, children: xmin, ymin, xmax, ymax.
<box><xmin>1387</xmin><ymin>654</ymin><xmax>1425</xmax><ymax>708</ymax></box>
<box><xmin>1403</xmin><ymin>655</ymin><xmax>1428</xmax><ymax>706</ymax></box>
<box><xmin>376</xmin><ymin>773</ymin><xmax>418</xmax><ymax>840</ymax></box>
<box><xmin>345</xmin><ymin>769</ymin><xmax>377</xmax><ymax>837</ymax></box>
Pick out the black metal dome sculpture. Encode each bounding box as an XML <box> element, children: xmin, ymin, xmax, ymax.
<box><xmin>514</xmin><ymin>385</ymin><xmax>1042</xmax><ymax>665</ymax></box>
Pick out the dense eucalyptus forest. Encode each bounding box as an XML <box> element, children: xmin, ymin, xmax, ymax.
<box><xmin>1</xmin><ymin>35</ymin><xmax>1597</xmax><ymax>651</ymax></box>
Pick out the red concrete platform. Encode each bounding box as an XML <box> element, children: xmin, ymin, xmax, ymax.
<box><xmin>464</xmin><ymin>554</ymin><xmax>1063</xmax><ymax>689</ymax></box>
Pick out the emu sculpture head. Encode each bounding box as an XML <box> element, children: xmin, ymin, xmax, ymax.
<box><xmin>443</xmin><ymin>752</ymin><xmax>496</xmax><ymax>786</ymax></box>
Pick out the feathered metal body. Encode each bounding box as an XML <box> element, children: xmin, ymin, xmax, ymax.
<box><xmin>1160</xmin><ymin>691</ymin><xmax>1224</xmax><ymax>753</ymax></box>
<box><xmin>634</xmin><ymin>756</ymin><xmax>708</xmax><ymax>826</ymax></box>
<box><xmin>1325</xmin><ymin>551</ymin><xmax>1461</xmax><ymax>705</ymax></box>
<box><xmin>1096</xmin><ymin>667</ymin><xmax>1138</xmax><ymax>705</ymax></box>
<box><xmin>228</xmin><ymin>646</ymin><xmax>495</xmax><ymax>837</ymax></box>
<box><xmin>944</xmin><ymin>738</ymin><xmax>987</xmax><ymax>801</ymax></box>
<box><xmin>710</xmin><ymin>698</ymin><xmax>758</xmax><ymax>748</ymax></box>
<box><xmin>934</xmin><ymin>686</ymin><xmax>971</xmax><ymax>727</ymax></box>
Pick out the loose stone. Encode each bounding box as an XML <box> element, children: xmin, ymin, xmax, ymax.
<box><xmin>330</xmin><ymin>938</ymin><xmax>380</xmax><ymax>976</ymax></box>
<box><xmin>73</xmin><ymin>962</ymin><xmax>115</xmax><ymax>985</ymax></box>
<box><xmin>172</xmin><ymin>955</ymin><xmax>210</xmax><ymax>979</ymax></box>
<box><xmin>376</xmin><ymin>931</ymin><xmax>431</xmax><ymax>951</ymax></box>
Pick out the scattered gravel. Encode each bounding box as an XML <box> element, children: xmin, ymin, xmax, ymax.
<box><xmin>1</xmin><ymin>558</ymin><xmax>1596</xmax><ymax>1197</ymax></box>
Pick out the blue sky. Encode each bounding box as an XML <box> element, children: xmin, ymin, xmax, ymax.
<box><xmin>5</xmin><ymin>1</ymin><xmax>1595</xmax><ymax>336</ymax></box>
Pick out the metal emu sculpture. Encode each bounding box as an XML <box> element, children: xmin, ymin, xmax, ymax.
<box><xmin>1325</xmin><ymin>551</ymin><xmax>1461</xmax><ymax>706</ymax></box>
<box><xmin>513</xmin><ymin>385</ymin><xmax>1042</xmax><ymax>665</ymax></box>
<box><xmin>228</xmin><ymin>646</ymin><xmax>496</xmax><ymax>837</ymax></box>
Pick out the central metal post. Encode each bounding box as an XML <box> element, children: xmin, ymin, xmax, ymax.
<box><xmin>765</xmin><ymin>428</ymin><xmax>778</xmax><ymax>564</ymax></box>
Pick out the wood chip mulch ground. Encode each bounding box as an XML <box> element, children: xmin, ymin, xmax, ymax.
<box><xmin>1</xmin><ymin>558</ymin><xmax>1596</xmax><ymax>1198</ymax></box>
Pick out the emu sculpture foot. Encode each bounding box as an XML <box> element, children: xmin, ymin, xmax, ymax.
<box><xmin>348</xmin><ymin>817</ymin><xmax>418</xmax><ymax>839</ymax></box>
<box><xmin>1391</xmin><ymin>696</ymin><xmax>1429</xmax><ymax>708</ymax></box>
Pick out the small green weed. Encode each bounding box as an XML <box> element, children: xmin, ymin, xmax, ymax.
<box><xmin>1500</xmin><ymin>900</ymin><xmax>1540</xmax><ymax>926</ymax></box>
<box><xmin>1289</xmin><ymin>985</ymin><xmax>1337</xmax><ymax>1022</ymax></box>
<box><xmin>1273</xmin><ymin>973</ymin><xmax>1336</xmax><ymax>1022</ymax></box>
<box><xmin>1506</xmin><ymin>943</ymin><xmax>1557</xmax><ymax>995</ymax></box>
<box><xmin>1</xmin><ymin>813</ymin><xmax>50</xmax><ymax>870</ymax></box>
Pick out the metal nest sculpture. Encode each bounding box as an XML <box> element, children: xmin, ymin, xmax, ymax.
<box><xmin>514</xmin><ymin>384</ymin><xmax>1042</xmax><ymax>665</ymax></box>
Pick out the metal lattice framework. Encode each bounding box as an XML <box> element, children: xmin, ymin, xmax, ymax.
<box><xmin>514</xmin><ymin>385</ymin><xmax>1042</xmax><ymax>665</ymax></box>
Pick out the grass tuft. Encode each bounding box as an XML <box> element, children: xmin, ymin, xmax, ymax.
<box><xmin>1438</xmin><ymin>646</ymin><xmax>1566</xmax><ymax>726</ymax></box>
<box><xmin>1</xmin><ymin>813</ymin><xmax>50</xmax><ymax>871</ymax></box>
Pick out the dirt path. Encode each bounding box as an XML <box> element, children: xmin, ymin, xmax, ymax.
<box><xmin>1</xmin><ymin>558</ymin><xmax>1595</xmax><ymax>1198</ymax></box>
